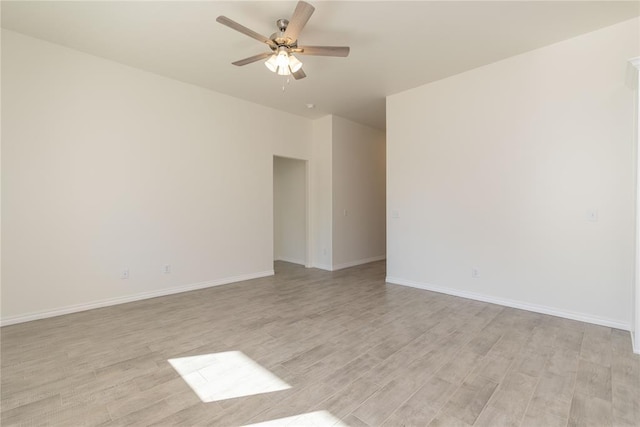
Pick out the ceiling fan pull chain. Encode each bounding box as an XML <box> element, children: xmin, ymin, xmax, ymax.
<box><xmin>281</xmin><ymin>74</ymin><xmax>291</xmax><ymax>92</ymax></box>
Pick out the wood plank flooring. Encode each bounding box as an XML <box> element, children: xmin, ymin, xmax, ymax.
<box><xmin>1</xmin><ymin>261</ymin><xmax>639</xmax><ymax>426</ymax></box>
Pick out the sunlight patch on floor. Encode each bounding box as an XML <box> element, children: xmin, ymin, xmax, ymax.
<box><xmin>168</xmin><ymin>351</ymin><xmax>291</xmax><ymax>402</ymax></box>
<box><xmin>242</xmin><ymin>410</ymin><xmax>348</xmax><ymax>427</ymax></box>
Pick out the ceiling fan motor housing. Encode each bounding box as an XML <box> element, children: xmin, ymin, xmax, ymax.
<box><xmin>271</xmin><ymin>19</ymin><xmax>297</xmax><ymax>49</ymax></box>
<box><xmin>276</xmin><ymin>19</ymin><xmax>289</xmax><ymax>32</ymax></box>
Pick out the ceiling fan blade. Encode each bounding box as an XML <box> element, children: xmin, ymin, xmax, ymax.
<box><xmin>283</xmin><ymin>1</ymin><xmax>315</xmax><ymax>43</ymax></box>
<box><xmin>292</xmin><ymin>68</ymin><xmax>307</xmax><ymax>80</ymax></box>
<box><xmin>232</xmin><ymin>52</ymin><xmax>273</xmax><ymax>66</ymax></box>
<box><xmin>216</xmin><ymin>16</ymin><xmax>275</xmax><ymax>47</ymax></box>
<box><xmin>296</xmin><ymin>46</ymin><xmax>350</xmax><ymax>57</ymax></box>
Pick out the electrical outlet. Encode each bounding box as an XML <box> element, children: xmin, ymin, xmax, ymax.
<box><xmin>121</xmin><ymin>269</ymin><xmax>129</xmax><ymax>279</ymax></box>
<box><xmin>163</xmin><ymin>264</ymin><xmax>171</xmax><ymax>274</ymax></box>
<box><xmin>471</xmin><ymin>268</ymin><xmax>479</xmax><ymax>278</ymax></box>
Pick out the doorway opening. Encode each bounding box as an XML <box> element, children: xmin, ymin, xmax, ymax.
<box><xmin>273</xmin><ymin>156</ymin><xmax>309</xmax><ymax>270</ymax></box>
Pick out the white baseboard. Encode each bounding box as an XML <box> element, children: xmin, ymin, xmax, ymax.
<box><xmin>632</xmin><ymin>331</ymin><xmax>640</xmax><ymax>355</ymax></box>
<box><xmin>312</xmin><ymin>263</ymin><xmax>333</xmax><ymax>271</ymax></box>
<box><xmin>331</xmin><ymin>255</ymin><xmax>386</xmax><ymax>271</ymax></box>
<box><xmin>0</xmin><ymin>270</ymin><xmax>274</xmax><ymax>327</ymax></box>
<box><xmin>386</xmin><ymin>276</ymin><xmax>631</xmax><ymax>331</ymax></box>
<box><xmin>274</xmin><ymin>257</ymin><xmax>306</xmax><ymax>266</ymax></box>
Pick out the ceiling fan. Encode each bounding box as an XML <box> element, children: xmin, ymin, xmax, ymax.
<box><xmin>216</xmin><ymin>1</ymin><xmax>350</xmax><ymax>80</ymax></box>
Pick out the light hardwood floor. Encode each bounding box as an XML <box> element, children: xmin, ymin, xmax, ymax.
<box><xmin>1</xmin><ymin>261</ymin><xmax>639</xmax><ymax>426</ymax></box>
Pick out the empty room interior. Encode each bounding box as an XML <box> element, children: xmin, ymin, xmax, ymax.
<box><xmin>2</xmin><ymin>1</ymin><xmax>640</xmax><ymax>426</ymax></box>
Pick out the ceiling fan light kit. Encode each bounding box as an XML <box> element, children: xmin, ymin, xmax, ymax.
<box><xmin>216</xmin><ymin>1</ymin><xmax>350</xmax><ymax>81</ymax></box>
<box><xmin>264</xmin><ymin>47</ymin><xmax>303</xmax><ymax>76</ymax></box>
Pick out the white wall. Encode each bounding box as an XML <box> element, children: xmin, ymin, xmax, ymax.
<box><xmin>273</xmin><ymin>156</ymin><xmax>307</xmax><ymax>265</ymax></box>
<box><xmin>1</xmin><ymin>30</ymin><xmax>313</xmax><ymax>324</ymax></box>
<box><xmin>387</xmin><ymin>18</ymin><xmax>639</xmax><ymax>329</ymax></box>
<box><xmin>332</xmin><ymin>116</ymin><xmax>386</xmax><ymax>269</ymax></box>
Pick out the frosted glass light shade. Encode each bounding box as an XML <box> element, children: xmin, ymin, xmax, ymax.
<box><xmin>265</xmin><ymin>55</ymin><xmax>278</xmax><ymax>72</ymax></box>
<box><xmin>288</xmin><ymin>55</ymin><xmax>302</xmax><ymax>73</ymax></box>
<box><xmin>277</xmin><ymin>66</ymin><xmax>291</xmax><ymax>76</ymax></box>
<box><xmin>275</xmin><ymin>51</ymin><xmax>289</xmax><ymax>68</ymax></box>
<box><xmin>264</xmin><ymin>50</ymin><xmax>303</xmax><ymax>76</ymax></box>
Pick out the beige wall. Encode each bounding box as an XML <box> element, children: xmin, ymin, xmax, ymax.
<box><xmin>274</xmin><ymin>156</ymin><xmax>307</xmax><ymax>266</ymax></box>
<box><xmin>1</xmin><ymin>30</ymin><xmax>387</xmax><ymax>323</ymax></box>
<box><xmin>310</xmin><ymin>116</ymin><xmax>333</xmax><ymax>270</ymax></box>
<box><xmin>310</xmin><ymin>115</ymin><xmax>387</xmax><ymax>271</ymax></box>
<box><xmin>1</xmin><ymin>30</ymin><xmax>313</xmax><ymax>323</ymax></box>
<box><xmin>631</xmin><ymin>57</ymin><xmax>640</xmax><ymax>352</ymax></box>
<box><xmin>387</xmin><ymin>18</ymin><xmax>639</xmax><ymax>329</ymax></box>
<box><xmin>332</xmin><ymin>116</ymin><xmax>386</xmax><ymax>269</ymax></box>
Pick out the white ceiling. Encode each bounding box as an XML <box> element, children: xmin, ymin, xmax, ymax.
<box><xmin>2</xmin><ymin>1</ymin><xmax>639</xmax><ymax>130</ymax></box>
